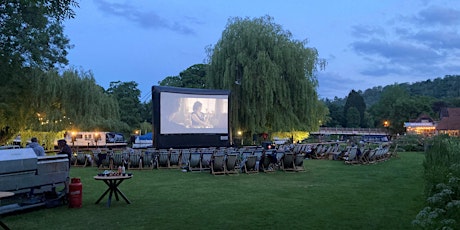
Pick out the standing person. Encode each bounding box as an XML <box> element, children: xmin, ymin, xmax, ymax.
<box><xmin>26</xmin><ymin>137</ymin><xmax>46</xmax><ymax>156</ymax></box>
<box><xmin>58</xmin><ymin>139</ymin><xmax>72</xmax><ymax>167</ymax></box>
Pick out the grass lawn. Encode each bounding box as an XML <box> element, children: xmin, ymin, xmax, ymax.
<box><xmin>2</xmin><ymin>152</ymin><xmax>425</xmax><ymax>230</ymax></box>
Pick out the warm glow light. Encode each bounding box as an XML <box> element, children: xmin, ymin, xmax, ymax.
<box><xmin>237</xmin><ymin>130</ymin><xmax>242</xmax><ymax>136</ymax></box>
<box><xmin>383</xmin><ymin>120</ymin><xmax>390</xmax><ymax>127</ymax></box>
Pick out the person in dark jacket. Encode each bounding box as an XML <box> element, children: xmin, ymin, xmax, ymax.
<box><xmin>58</xmin><ymin>139</ymin><xmax>72</xmax><ymax>167</ymax></box>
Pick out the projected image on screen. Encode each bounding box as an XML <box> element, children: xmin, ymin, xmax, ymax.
<box><xmin>160</xmin><ymin>92</ymin><xmax>228</xmax><ymax>134</ymax></box>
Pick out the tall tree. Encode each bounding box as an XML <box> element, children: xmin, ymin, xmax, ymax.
<box><xmin>343</xmin><ymin>90</ymin><xmax>366</xmax><ymax>127</ymax></box>
<box><xmin>346</xmin><ymin>107</ymin><xmax>360</xmax><ymax>128</ymax></box>
<box><xmin>0</xmin><ymin>0</ymin><xmax>78</xmax><ymax>141</ymax></box>
<box><xmin>107</xmin><ymin>81</ymin><xmax>142</xmax><ymax>131</ymax></box>
<box><xmin>158</xmin><ymin>64</ymin><xmax>208</xmax><ymax>88</ymax></box>
<box><xmin>0</xmin><ymin>0</ymin><xmax>78</xmax><ymax>71</ymax></box>
<box><xmin>207</xmin><ymin>16</ymin><xmax>327</xmax><ymax>136</ymax></box>
<box><xmin>323</xmin><ymin>97</ymin><xmax>345</xmax><ymax>127</ymax></box>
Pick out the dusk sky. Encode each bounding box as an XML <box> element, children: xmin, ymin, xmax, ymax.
<box><xmin>64</xmin><ymin>0</ymin><xmax>460</xmax><ymax>102</ymax></box>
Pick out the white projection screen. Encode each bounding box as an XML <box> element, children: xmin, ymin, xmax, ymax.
<box><xmin>160</xmin><ymin>92</ymin><xmax>229</xmax><ymax>134</ymax></box>
<box><xmin>152</xmin><ymin>86</ymin><xmax>231</xmax><ymax>149</ymax></box>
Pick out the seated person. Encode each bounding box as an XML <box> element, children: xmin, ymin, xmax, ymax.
<box><xmin>26</xmin><ymin>137</ymin><xmax>46</xmax><ymax>156</ymax></box>
<box><xmin>191</xmin><ymin>101</ymin><xmax>212</xmax><ymax>128</ymax></box>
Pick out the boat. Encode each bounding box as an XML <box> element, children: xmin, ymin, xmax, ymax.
<box><xmin>132</xmin><ymin>132</ymin><xmax>153</xmax><ymax>149</ymax></box>
<box><xmin>57</xmin><ymin>131</ymin><xmax>127</xmax><ymax>148</ymax></box>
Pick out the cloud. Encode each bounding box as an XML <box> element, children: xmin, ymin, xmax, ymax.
<box><xmin>410</xmin><ymin>30</ymin><xmax>460</xmax><ymax>49</ymax></box>
<box><xmin>93</xmin><ymin>0</ymin><xmax>196</xmax><ymax>35</ymax></box>
<box><xmin>351</xmin><ymin>25</ymin><xmax>386</xmax><ymax>38</ymax></box>
<box><xmin>317</xmin><ymin>71</ymin><xmax>363</xmax><ymax>98</ymax></box>
<box><xmin>413</xmin><ymin>6</ymin><xmax>460</xmax><ymax>26</ymax></box>
<box><xmin>349</xmin><ymin>4</ymin><xmax>460</xmax><ymax>78</ymax></box>
<box><xmin>351</xmin><ymin>39</ymin><xmax>442</xmax><ymax>65</ymax></box>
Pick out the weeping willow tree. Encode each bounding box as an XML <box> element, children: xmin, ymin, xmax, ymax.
<box><xmin>1</xmin><ymin>68</ymin><xmax>126</xmax><ymax>145</ymax></box>
<box><xmin>207</xmin><ymin>15</ymin><xmax>327</xmax><ymax>137</ymax></box>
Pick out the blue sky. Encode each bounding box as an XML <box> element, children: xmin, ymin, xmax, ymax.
<box><xmin>64</xmin><ymin>0</ymin><xmax>460</xmax><ymax>101</ymax></box>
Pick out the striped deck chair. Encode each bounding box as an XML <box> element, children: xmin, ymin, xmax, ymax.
<box><xmin>127</xmin><ymin>151</ymin><xmax>142</xmax><ymax>169</ymax></box>
<box><xmin>253</xmin><ymin>149</ymin><xmax>264</xmax><ymax>172</ymax></box>
<box><xmin>260</xmin><ymin>149</ymin><xmax>276</xmax><ymax>173</ymax></box>
<box><xmin>344</xmin><ymin>146</ymin><xmax>358</xmax><ymax>164</ymax></box>
<box><xmin>169</xmin><ymin>149</ymin><xmax>181</xmax><ymax>168</ymax></box>
<box><xmin>293</xmin><ymin>153</ymin><xmax>305</xmax><ymax>172</ymax></box>
<box><xmin>275</xmin><ymin>150</ymin><xmax>285</xmax><ymax>170</ymax></box>
<box><xmin>225</xmin><ymin>152</ymin><xmax>239</xmax><ymax>174</ymax></box>
<box><xmin>200</xmin><ymin>150</ymin><xmax>213</xmax><ymax>171</ymax></box>
<box><xmin>188</xmin><ymin>151</ymin><xmax>202</xmax><ymax>172</ymax></box>
<box><xmin>180</xmin><ymin>149</ymin><xmax>191</xmax><ymax>169</ymax></box>
<box><xmin>157</xmin><ymin>149</ymin><xmax>170</xmax><ymax>169</ymax></box>
<box><xmin>74</xmin><ymin>152</ymin><xmax>88</xmax><ymax>167</ymax></box>
<box><xmin>211</xmin><ymin>153</ymin><xmax>226</xmax><ymax>175</ymax></box>
<box><xmin>111</xmin><ymin>152</ymin><xmax>123</xmax><ymax>167</ymax></box>
<box><xmin>243</xmin><ymin>155</ymin><xmax>258</xmax><ymax>174</ymax></box>
<box><xmin>281</xmin><ymin>152</ymin><xmax>296</xmax><ymax>171</ymax></box>
<box><xmin>142</xmin><ymin>150</ymin><xmax>155</xmax><ymax>169</ymax></box>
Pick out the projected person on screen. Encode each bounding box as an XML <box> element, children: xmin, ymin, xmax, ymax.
<box><xmin>191</xmin><ymin>101</ymin><xmax>211</xmax><ymax>128</ymax></box>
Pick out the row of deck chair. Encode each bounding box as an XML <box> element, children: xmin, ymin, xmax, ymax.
<box><xmin>148</xmin><ymin>147</ymin><xmax>307</xmax><ymax>174</ymax></box>
<box><xmin>343</xmin><ymin>145</ymin><xmax>395</xmax><ymax>165</ymax></box>
<box><xmin>88</xmin><ymin>149</ymin><xmax>155</xmax><ymax>170</ymax></box>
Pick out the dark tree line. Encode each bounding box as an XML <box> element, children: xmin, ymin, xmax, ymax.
<box><xmin>324</xmin><ymin>75</ymin><xmax>460</xmax><ymax>135</ymax></box>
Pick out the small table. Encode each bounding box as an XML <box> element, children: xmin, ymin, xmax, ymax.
<box><xmin>0</xmin><ymin>191</ymin><xmax>14</xmax><ymax>230</ymax></box>
<box><xmin>93</xmin><ymin>175</ymin><xmax>132</xmax><ymax>207</ymax></box>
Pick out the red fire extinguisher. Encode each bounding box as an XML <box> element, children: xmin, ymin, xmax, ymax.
<box><xmin>69</xmin><ymin>177</ymin><xmax>82</xmax><ymax>208</ymax></box>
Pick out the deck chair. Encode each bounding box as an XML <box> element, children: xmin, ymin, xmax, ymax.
<box><xmin>225</xmin><ymin>152</ymin><xmax>239</xmax><ymax>174</ymax></box>
<box><xmin>169</xmin><ymin>149</ymin><xmax>181</xmax><ymax>168</ymax></box>
<box><xmin>274</xmin><ymin>150</ymin><xmax>285</xmax><ymax>170</ymax></box>
<box><xmin>180</xmin><ymin>149</ymin><xmax>191</xmax><ymax>169</ymax></box>
<box><xmin>157</xmin><ymin>149</ymin><xmax>170</xmax><ymax>169</ymax></box>
<box><xmin>128</xmin><ymin>151</ymin><xmax>143</xmax><ymax>169</ymax></box>
<box><xmin>253</xmin><ymin>150</ymin><xmax>264</xmax><ymax>172</ymax></box>
<box><xmin>96</xmin><ymin>152</ymin><xmax>113</xmax><ymax>169</ymax></box>
<box><xmin>211</xmin><ymin>153</ymin><xmax>226</xmax><ymax>175</ymax></box>
<box><xmin>293</xmin><ymin>153</ymin><xmax>305</xmax><ymax>171</ymax></box>
<box><xmin>111</xmin><ymin>152</ymin><xmax>123</xmax><ymax>168</ymax></box>
<box><xmin>389</xmin><ymin>144</ymin><xmax>399</xmax><ymax>158</ymax></box>
<box><xmin>281</xmin><ymin>152</ymin><xmax>296</xmax><ymax>171</ymax></box>
<box><xmin>260</xmin><ymin>150</ymin><xmax>276</xmax><ymax>173</ymax></box>
<box><xmin>358</xmin><ymin>149</ymin><xmax>370</xmax><ymax>164</ymax></box>
<box><xmin>200</xmin><ymin>151</ymin><xmax>213</xmax><ymax>171</ymax></box>
<box><xmin>239</xmin><ymin>150</ymin><xmax>253</xmax><ymax>171</ymax></box>
<box><xmin>188</xmin><ymin>152</ymin><xmax>202</xmax><ymax>172</ymax></box>
<box><xmin>142</xmin><ymin>150</ymin><xmax>155</xmax><ymax>169</ymax></box>
<box><xmin>74</xmin><ymin>152</ymin><xmax>88</xmax><ymax>167</ymax></box>
<box><xmin>344</xmin><ymin>147</ymin><xmax>358</xmax><ymax>164</ymax></box>
<box><xmin>243</xmin><ymin>155</ymin><xmax>258</xmax><ymax>174</ymax></box>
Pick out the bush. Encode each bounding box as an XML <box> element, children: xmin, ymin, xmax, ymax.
<box><xmin>413</xmin><ymin>135</ymin><xmax>460</xmax><ymax>229</ymax></box>
<box><xmin>394</xmin><ymin>134</ymin><xmax>426</xmax><ymax>152</ymax></box>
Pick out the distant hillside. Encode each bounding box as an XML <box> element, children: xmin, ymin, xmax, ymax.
<box><xmin>360</xmin><ymin>75</ymin><xmax>460</xmax><ymax>107</ymax></box>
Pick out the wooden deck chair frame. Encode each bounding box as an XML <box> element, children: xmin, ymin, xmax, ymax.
<box><xmin>243</xmin><ymin>155</ymin><xmax>258</xmax><ymax>174</ymax></box>
<box><xmin>260</xmin><ymin>155</ymin><xmax>275</xmax><ymax>173</ymax></box>
<box><xmin>74</xmin><ymin>152</ymin><xmax>88</xmax><ymax>167</ymax></box>
<box><xmin>188</xmin><ymin>152</ymin><xmax>202</xmax><ymax>172</ymax></box>
<box><xmin>281</xmin><ymin>152</ymin><xmax>296</xmax><ymax>171</ymax></box>
<box><xmin>128</xmin><ymin>152</ymin><xmax>143</xmax><ymax>170</ymax></box>
<box><xmin>293</xmin><ymin>153</ymin><xmax>305</xmax><ymax>172</ymax></box>
<box><xmin>211</xmin><ymin>154</ymin><xmax>226</xmax><ymax>175</ymax></box>
<box><xmin>200</xmin><ymin>151</ymin><xmax>213</xmax><ymax>171</ymax></box>
<box><xmin>169</xmin><ymin>149</ymin><xmax>182</xmax><ymax>169</ymax></box>
<box><xmin>141</xmin><ymin>150</ymin><xmax>155</xmax><ymax>169</ymax></box>
<box><xmin>157</xmin><ymin>150</ymin><xmax>170</xmax><ymax>169</ymax></box>
<box><xmin>344</xmin><ymin>147</ymin><xmax>359</xmax><ymax>164</ymax></box>
<box><xmin>225</xmin><ymin>153</ymin><xmax>239</xmax><ymax>174</ymax></box>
